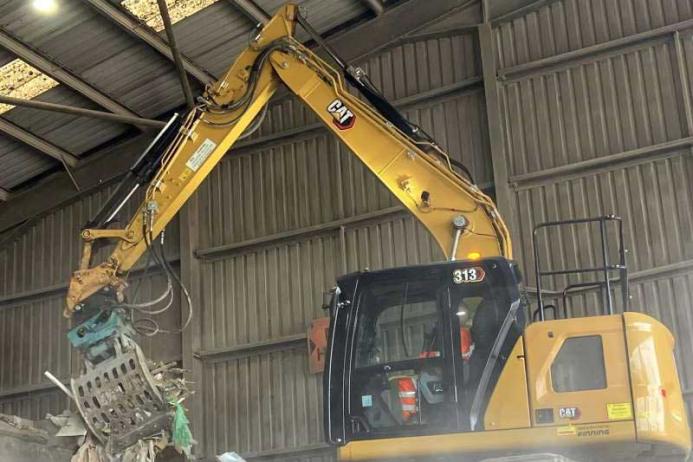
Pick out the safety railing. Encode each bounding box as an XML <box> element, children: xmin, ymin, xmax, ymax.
<box><xmin>532</xmin><ymin>215</ymin><xmax>629</xmax><ymax>321</ymax></box>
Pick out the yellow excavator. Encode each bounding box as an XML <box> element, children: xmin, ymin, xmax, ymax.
<box><xmin>62</xmin><ymin>4</ymin><xmax>690</xmax><ymax>461</ymax></box>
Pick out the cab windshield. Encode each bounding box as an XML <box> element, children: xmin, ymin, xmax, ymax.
<box><xmin>347</xmin><ymin>262</ymin><xmax>523</xmax><ymax>437</ymax></box>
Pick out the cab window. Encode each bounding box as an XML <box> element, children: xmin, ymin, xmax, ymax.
<box><xmin>551</xmin><ymin>335</ymin><xmax>607</xmax><ymax>392</ymax></box>
<box><xmin>355</xmin><ymin>291</ymin><xmax>442</xmax><ymax>367</ymax></box>
<box><xmin>350</xmin><ymin>276</ymin><xmax>456</xmax><ymax>435</ymax></box>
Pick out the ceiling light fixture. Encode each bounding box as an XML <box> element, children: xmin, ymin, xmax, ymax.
<box><xmin>32</xmin><ymin>0</ymin><xmax>58</xmax><ymax>14</ymax></box>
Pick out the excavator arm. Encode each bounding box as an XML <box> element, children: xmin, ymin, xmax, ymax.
<box><xmin>66</xmin><ymin>3</ymin><xmax>510</xmax><ymax>317</ymax></box>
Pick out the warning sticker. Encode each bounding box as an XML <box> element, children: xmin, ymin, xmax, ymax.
<box><xmin>557</xmin><ymin>425</ymin><xmax>576</xmax><ymax>436</ymax></box>
<box><xmin>576</xmin><ymin>424</ymin><xmax>610</xmax><ymax>438</ymax></box>
<box><xmin>186</xmin><ymin>138</ymin><xmax>217</xmax><ymax>172</ymax></box>
<box><xmin>607</xmin><ymin>402</ymin><xmax>633</xmax><ymax>420</ymax></box>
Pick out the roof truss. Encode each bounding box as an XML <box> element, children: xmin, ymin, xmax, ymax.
<box><xmin>228</xmin><ymin>0</ymin><xmax>270</xmax><ymax>24</ymax></box>
<box><xmin>0</xmin><ymin>116</ymin><xmax>79</xmax><ymax>167</ymax></box>
<box><xmin>82</xmin><ymin>0</ymin><xmax>215</xmax><ymax>84</ymax></box>
<box><xmin>0</xmin><ymin>28</ymin><xmax>143</xmax><ymax>124</ymax></box>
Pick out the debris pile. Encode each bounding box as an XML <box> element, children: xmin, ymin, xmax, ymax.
<box><xmin>0</xmin><ymin>412</ymin><xmax>78</xmax><ymax>462</ymax></box>
<box><xmin>43</xmin><ymin>354</ymin><xmax>194</xmax><ymax>462</ymax></box>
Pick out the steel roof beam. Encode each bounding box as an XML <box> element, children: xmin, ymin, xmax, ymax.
<box><xmin>329</xmin><ymin>0</ymin><xmax>479</xmax><ymax>62</ymax></box>
<box><xmin>81</xmin><ymin>0</ymin><xmax>215</xmax><ymax>84</ymax></box>
<box><xmin>0</xmin><ymin>28</ymin><xmax>150</xmax><ymax>129</ymax></box>
<box><xmin>0</xmin><ymin>117</ymin><xmax>79</xmax><ymax>167</ymax></box>
<box><xmin>360</xmin><ymin>0</ymin><xmax>385</xmax><ymax>16</ymax></box>
<box><xmin>0</xmin><ymin>95</ymin><xmax>165</xmax><ymax>129</ymax></box>
<box><xmin>229</xmin><ymin>0</ymin><xmax>270</xmax><ymax>25</ymax></box>
<box><xmin>490</xmin><ymin>0</ymin><xmax>561</xmax><ymax>25</ymax></box>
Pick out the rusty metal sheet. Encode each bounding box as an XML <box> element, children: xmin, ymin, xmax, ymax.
<box><xmin>308</xmin><ymin>317</ymin><xmax>329</xmax><ymax>374</ymax></box>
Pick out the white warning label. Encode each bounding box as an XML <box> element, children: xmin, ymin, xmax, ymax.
<box><xmin>186</xmin><ymin>138</ymin><xmax>217</xmax><ymax>172</ymax></box>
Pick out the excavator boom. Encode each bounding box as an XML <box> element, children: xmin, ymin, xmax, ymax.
<box><xmin>65</xmin><ymin>4</ymin><xmax>510</xmax><ymax>317</ymax></box>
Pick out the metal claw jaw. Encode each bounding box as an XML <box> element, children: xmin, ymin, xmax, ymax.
<box><xmin>71</xmin><ymin>335</ymin><xmax>171</xmax><ymax>454</ymax></box>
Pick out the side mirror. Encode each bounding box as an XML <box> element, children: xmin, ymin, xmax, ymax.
<box><xmin>511</xmin><ymin>262</ymin><xmax>524</xmax><ymax>284</ymax></box>
<box><xmin>321</xmin><ymin>287</ymin><xmax>336</xmax><ymax>310</ymax></box>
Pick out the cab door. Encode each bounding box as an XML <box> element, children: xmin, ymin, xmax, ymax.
<box><xmin>524</xmin><ymin>315</ymin><xmax>633</xmax><ymax>428</ymax></box>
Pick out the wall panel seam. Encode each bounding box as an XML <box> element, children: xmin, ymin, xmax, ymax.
<box><xmin>509</xmin><ymin>136</ymin><xmax>693</xmax><ymax>189</ymax></box>
<box><xmin>499</xmin><ymin>19</ymin><xmax>693</xmax><ymax>81</ymax></box>
<box><xmin>195</xmin><ymin>206</ymin><xmax>407</xmax><ymax>260</ymax></box>
<box><xmin>195</xmin><ymin>333</ymin><xmax>307</xmax><ymax>363</ymax></box>
<box><xmin>0</xmin><ymin>259</ymin><xmax>180</xmax><ymax>307</ymax></box>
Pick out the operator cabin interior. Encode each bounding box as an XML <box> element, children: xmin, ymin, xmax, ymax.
<box><xmin>0</xmin><ymin>0</ymin><xmax>692</xmax><ymax>462</ymax></box>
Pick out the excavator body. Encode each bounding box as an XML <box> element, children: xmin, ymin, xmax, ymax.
<box><xmin>324</xmin><ymin>258</ymin><xmax>690</xmax><ymax>462</ymax></box>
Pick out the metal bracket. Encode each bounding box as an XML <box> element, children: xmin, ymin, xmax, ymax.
<box><xmin>81</xmin><ymin>228</ymin><xmax>137</xmax><ymax>243</ymax></box>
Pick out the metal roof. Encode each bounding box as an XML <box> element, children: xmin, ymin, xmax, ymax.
<box><xmin>0</xmin><ymin>0</ymin><xmax>541</xmax><ymax>202</ymax></box>
<box><xmin>0</xmin><ymin>0</ymin><xmax>374</xmax><ymax>196</ymax></box>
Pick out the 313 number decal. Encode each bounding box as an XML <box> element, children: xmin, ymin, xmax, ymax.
<box><xmin>452</xmin><ymin>267</ymin><xmax>486</xmax><ymax>284</ymax></box>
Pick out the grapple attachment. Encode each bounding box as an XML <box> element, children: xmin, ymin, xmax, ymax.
<box><xmin>71</xmin><ymin>337</ymin><xmax>170</xmax><ymax>454</ymax></box>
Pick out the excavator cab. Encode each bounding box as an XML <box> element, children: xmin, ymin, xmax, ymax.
<box><xmin>324</xmin><ymin>257</ymin><xmax>525</xmax><ymax>444</ymax></box>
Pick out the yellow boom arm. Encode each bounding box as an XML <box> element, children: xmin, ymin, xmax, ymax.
<box><xmin>65</xmin><ymin>4</ymin><xmax>511</xmax><ymax>316</ymax></box>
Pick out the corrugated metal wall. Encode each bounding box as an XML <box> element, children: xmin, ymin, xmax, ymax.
<box><xmin>491</xmin><ymin>0</ymin><xmax>693</xmax><ymax>411</ymax></box>
<box><xmin>1</xmin><ymin>1</ymin><xmax>693</xmax><ymax>460</ymax></box>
